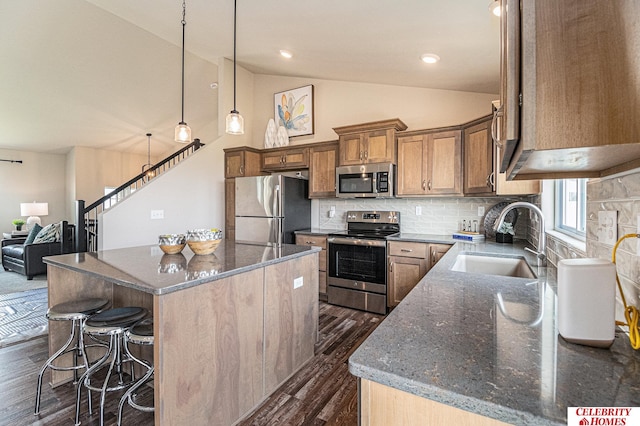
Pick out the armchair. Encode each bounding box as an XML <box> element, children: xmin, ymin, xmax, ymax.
<box><xmin>1</xmin><ymin>221</ymin><xmax>74</xmax><ymax>280</ymax></box>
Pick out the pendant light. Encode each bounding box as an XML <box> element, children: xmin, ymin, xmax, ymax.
<box><xmin>225</xmin><ymin>0</ymin><xmax>244</xmax><ymax>135</ymax></box>
<box><xmin>142</xmin><ymin>133</ymin><xmax>155</xmax><ymax>178</ymax></box>
<box><xmin>175</xmin><ymin>0</ymin><xmax>192</xmax><ymax>143</ymax></box>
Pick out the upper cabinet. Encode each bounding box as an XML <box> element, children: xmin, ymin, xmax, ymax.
<box><xmin>334</xmin><ymin>119</ymin><xmax>407</xmax><ymax>166</ymax></box>
<box><xmin>463</xmin><ymin>115</ymin><xmax>539</xmax><ymax>196</ymax></box>
<box><xmin>262</xmin><ymin>146</ymin><xmax>309</xmax><ymax>171</ymax></box>
<box><xmin>308</xmin><ymin>141</ymin><xmax>339</xmax><ymax>198</ymax></box>
<box><xmin>224</xmin><ymin>147</ymin><xmax>263</xmax><ymax>178</ymax></box>
<box><xmin>397</xmin><ymin>128</ymin><xmax>462</xmax><ymax>196</ymax></box>
<box><xmin>497</xmin><ymin>0</ymin><xmax>640</xmax><ymax>180</ymax></box>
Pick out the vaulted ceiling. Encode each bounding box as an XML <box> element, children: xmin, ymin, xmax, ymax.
<box><xmin>0</xmin><ymin>0</ymin><xmax>500</xmax><ymax>156</ymax></box>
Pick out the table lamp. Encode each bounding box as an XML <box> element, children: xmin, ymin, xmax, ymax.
<box><xmin>20</xmin><ymin>202</ymin><xmax>48</xmax><ymax>230</ymax></box>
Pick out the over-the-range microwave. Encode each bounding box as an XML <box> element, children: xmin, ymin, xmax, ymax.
<box><xmin>335</xmin><ymin>163</ymin><xmax>395</xmax><ymax>198</ymax></box>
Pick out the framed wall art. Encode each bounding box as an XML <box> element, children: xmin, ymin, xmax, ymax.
<box><xmin>274</xmin><ymin>84</ymin><xmax>314</xmax><ymax>137</ymax></box>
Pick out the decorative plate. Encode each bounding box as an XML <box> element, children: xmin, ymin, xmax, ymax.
<box><xmin>264</xmin><ymin>119</ymin><xmax>276</xmax><ymax>148</ymax></box>
<box><xmin>276</xmin><ymin>126</ymin><xmax>289</xmax><ymax>147</ymax></box>
<box><xmin>483</xmin><ymin>201</ymin><xmax>519</xmax><ymax>238</ymax></box>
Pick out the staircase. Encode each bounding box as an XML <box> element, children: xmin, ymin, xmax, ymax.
<box><xmin>74</xmin><ymin>139</ymin><xmax>204</xmax><ymax>252</ymax></box>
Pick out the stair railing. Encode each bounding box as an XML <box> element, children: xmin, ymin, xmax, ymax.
<box><xmin>75</xmin><ymin>139</ymin><xmax>203</xmax><ymax>252</ymax></box>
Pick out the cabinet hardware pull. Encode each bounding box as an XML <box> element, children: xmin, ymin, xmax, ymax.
<box><xmin>365</xmin><ymin>150</ymin><xmax>368</xmax><ymax>160</ymax></box>
<box><xmin>428</xmin><ymin>180</ymin><xmax>432</xmax><ymax>191</ymax></box>
<box><xmin>240</xmin><ymin>165</ymin><xmax>244</xmax><ymax>175</ymax></box>
<box><xmin>359</xmin><ymin>151</ymin><xmax>363</xmax><ymax>161</ymax></box>
<box><xmin>389</xmin><ymin>260</ymin><xmax>393</xmax><ymax>272</ymax></box>
<box><xmin>489</xmin><ymin>172</ymin><xmax>495</xmax><ymax>189</ymax></box>
<box><xmin>422</xmin><ymin>180</ymin><xmax>426</xmax><ymax>191</ymax></box>
<box><xmin>491</xmin><ymin>104</ymin><xmax>504</xmax><ymax>148</ymax></box>
<box><xmin>401</xmin><ymin>249</ymin><xmax>413</xmax><ymax>252</ymax></box>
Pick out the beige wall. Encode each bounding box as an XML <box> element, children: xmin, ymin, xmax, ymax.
<box><xmin>71</xmin><ymin>146</ymin><xmax>159</xmax><ymax>207</ymax></box>
<box><xmin>250</xmin><ymin>74</ymin><xmax>498</xmax><ymax>149</ymax></box>
<box><xmin>0</xmin><ymin>148</ymin><xmax>67</xmax><ymax>231</ymax></box>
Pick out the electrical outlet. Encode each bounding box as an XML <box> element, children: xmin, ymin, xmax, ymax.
<box><xmin>415</xmin><ymin>206</ymin><xmax>422</xmax><ymax>216</ymax></box>
<box><xmin>150</xmin><ymin>210</ymin><xmax>164</xmax><ymax>220</ymax></box>
<box><xmin>478</xmin><ymin>206</ymin><xmax>485</xmax><ymax>216</ymax></box>
<box><xmin>597</xmin><ymin>211</ymin><xmax>617</xmax><ymax>246</ymax></box>
<box><xmin>293</xmin><ymin>277</ymin><xmax>303</xmax><ymax>289</ymax></box>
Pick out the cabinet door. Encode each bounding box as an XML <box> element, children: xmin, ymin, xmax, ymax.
<box><xmin>309</xmin><ymin>143</ymin><xmax>338</xmax><ymax>198</ymax></box>
<box><xmin>225</xmin><ymin>179</ymin><xmax>235</xmax><ymax>240</ymax></box>
<box><xmin>494</xmin><ymin>146</ymin><xmax>540</xmax><ymax>195</ymax></box>
<box><xmin>397</xmin><ymin>135</ymin><xmax>428</xmax><ymax>196</ymax></box>
<box><xmin>262</xmin><ymin>150</ymin><xmax>285</xmax><ymax>170</ymax></box>
<box><xmin>339</xmin><ymin>134</ymin><xmax>365</xmax><ymax>165</ymax></box>
<box><xmin>225</xmin><ymin>151</ymin><xmax>245</xmax><ymax>178</ymax></box>
<box><xmin>463</xmin><ymin>120</ymin><xmax>494</xmax><ymax>196</ymax></box>
<box><xmin>427</xmin><ymin>130</ymin><xmax>462</xmax><ymax>195</ymax></box>
<box><xmin>295</xmin><ymin>234</ymin><xmax>328</xmax><ymax>300</ymax></box>
<box><xmin>364</xmin><ymin>129</ymin><xmax>395</xmax><ymax>163</ymax></box>
<box><xmin>388</xmin><ymin>256</ymin><xmax>428</xmax><ymax>307</ymax></box>
<box><xmin>428</xmin><ymin>244</ymin><xmax>451</xmax><ymax>269</ymax></box>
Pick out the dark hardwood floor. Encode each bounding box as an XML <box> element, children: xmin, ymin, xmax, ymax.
<box><xmin>0</xmin><ymin>302</ymin><xmax>382</xmax><ymax>426</ymax></box>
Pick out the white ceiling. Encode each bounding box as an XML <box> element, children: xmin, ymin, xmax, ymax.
<box><xmin>0</xmin><ymin>0</ymin><xmax>500</xmax><ymax>156</ymax></box>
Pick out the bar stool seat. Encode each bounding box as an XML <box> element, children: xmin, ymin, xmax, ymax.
<box><xmin>75</xmin><ymin>306</ymin><xmax>148</xmax><ymax>426</ymax></box>
<box><xmin>117</xmin><ymin>318</ymin><xmax>154</xmax><ymax>425</ymax></box>
<box><xmin>34</xmin><ymin>298</ymin><xmax>110</xmax><ymax>416</ymax></box>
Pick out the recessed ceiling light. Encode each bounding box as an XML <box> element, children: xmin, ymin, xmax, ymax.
<box><xmin>279</xmin><ymin>50</ymin><xmax>293</xmax><ymax>59</ymax></box>
<box><xmin>489</xmin><ymin>0</ymin><xmax>501</xmax><ymax>17</ymax></box>
<box><xmin>420</xmin><ymin>54</ymin><xmax>440</xmax><ymax>64</ymax></box>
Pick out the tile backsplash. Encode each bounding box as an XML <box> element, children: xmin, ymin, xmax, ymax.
<box><xmin>316</xmin><ymin>196</ymin><xmax>529</xmax><ymax>236</ymax></box>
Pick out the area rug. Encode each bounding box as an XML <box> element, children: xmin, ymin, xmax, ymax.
<box><xmin>0</xmin><ymin>269</ymin><xmax>47</xmax><ymax>295</ymax></box>
<box><xmin>0</xmin><ymin>288</ymin><xmax>48</xmax><ymax>348</ymax></box>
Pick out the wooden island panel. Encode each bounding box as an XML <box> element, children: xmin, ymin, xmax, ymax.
<box><xmin>154</xmin><ymin>268</ymin><xmax>264</xmax><ymax>426</ymax></box>
<box><xmin>264</xmin><ymin>253</ymin><xmax>319</xmax><ymax>395</ymax></box>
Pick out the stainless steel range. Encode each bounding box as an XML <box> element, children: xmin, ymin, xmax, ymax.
<box><xmin>327</xmin><ymin>210</ymin><xmax>400</xmax><ymax>315</ymax></box>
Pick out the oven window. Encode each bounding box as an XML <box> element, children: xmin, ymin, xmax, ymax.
<box><xmin>329</xmin><ymin>242</ymin><xmax>386</xmax><ymax>284</ymax></box>
<box><xmin>339</xmin><ymin>173</ymin><xmax>374</xmax><ymax>194</ymax></box>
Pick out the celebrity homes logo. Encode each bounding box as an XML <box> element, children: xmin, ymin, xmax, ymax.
<box><xmin>567</xmin><ymin>407</ymin><xmax>640</xmax><ymax>425</ymax></box>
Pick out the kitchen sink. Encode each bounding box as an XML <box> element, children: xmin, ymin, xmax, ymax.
<box><xmin>450</xmin><ymin>252</ymin><xmax>536</xmax><ymax>278</ymax></box>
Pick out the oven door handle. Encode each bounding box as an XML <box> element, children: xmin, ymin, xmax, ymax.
<box><xmin>327</xmin><ymin>237</ymin><xmax>387</xmax><ymax>247</ymax></box>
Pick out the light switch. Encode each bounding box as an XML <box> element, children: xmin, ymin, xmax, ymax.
<box><xmin>150</xmin><ymin>210</ymin><xmax>164</xmax><ymax>220</ymax></box>
<box><xmin>294</xmin><ymin>277</ymin><xmax>303</xmax><ymax>289</ymax></box>
<box><xmin>415</xmin><ymin>206</ymin><xmax>422</xmax><ymax>216</ymax></box>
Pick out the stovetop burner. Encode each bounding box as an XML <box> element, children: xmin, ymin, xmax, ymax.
<box><xmin>330</xmin><ymin>210</ymin><xmax>400</xmax><ymax>240</ymax></box>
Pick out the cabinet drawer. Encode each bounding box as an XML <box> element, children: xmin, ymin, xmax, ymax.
<box><xmin>387</xmin><ymin>241</ymin><xmax>429</xmax><ymax>259</ymax></box>
<box><xmin>295</xmin><ymin>234</ymin><xmax>327</xmax><ymax>250</ymax></box>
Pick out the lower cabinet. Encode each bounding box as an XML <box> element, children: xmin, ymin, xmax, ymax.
<box><xmin>295</xmin><ymin>233</ymin><xmax>328</xmax><ymax>300</ymax></box>
<box><xmin>388</xmin><ymin>241</ymin><xmax>451</xmax><ymax>308</ymax></box>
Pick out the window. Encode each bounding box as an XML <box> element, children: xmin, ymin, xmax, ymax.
<box><xmin>555</xmin><ymin>179</ymin><xmax>587</xmax><ymax>239</ymax></box>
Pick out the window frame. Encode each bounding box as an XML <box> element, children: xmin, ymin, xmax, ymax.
<box><xmin>554</xmin><ymin>178</ymin><xmax>587</xmax><ymax>241</ymax></box>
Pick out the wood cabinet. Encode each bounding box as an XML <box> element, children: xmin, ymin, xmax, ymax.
<box><xmin>498</xmin><ymin>0</ymin><xmax>640</xmax><ymax>180</ymax></box>
<box><xmin>333</xmin><ymin>119</ymin><xmax>407</xmax><ymax>166</ymax></box>
<box><xmin>225</xmin><ymin>178</ymin><xmax>235</xmax><ymax>240</ymax></box>
<box><xmin>397</xmin><ymin>129</ymin><xmax>462</xmax><ymax>196</ymax></box>
<box><xmin>308</xmin><ymin>141</ymin><xmax>338</xmax><ymax>198</ymax></box>
<box><xmin>295</xmin><ymin>233</ymin><xmax>328</xmax><ymax>300</ymax></box>
<box><xmin>262</xmin><ymin>146</ymin><xmax>309</xmax><ymax>171</ymax></box>
<box><xmin>360</xmin><ymin>379</ymin><xmax>509</xmax><ymax>426</ymax></box>
<box><xmin>224</xmin><ymin>147</ymin><xmax>263</xmax><ymax>178</ymax></box>
<box><xmin>463</xmin><ymin>115</ymin><xmax>540</xmax><ymax>196</ymax></box>
<box><xmin>387</xmin><ymin>241</ymin><xmax>451</xmax><ymax>307</ymax></box>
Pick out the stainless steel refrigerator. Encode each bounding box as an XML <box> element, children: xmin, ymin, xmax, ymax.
<box><xmin>235</xmin><ymin>174</ymin><xmax>311</xmax><ymax>245</ymax></box>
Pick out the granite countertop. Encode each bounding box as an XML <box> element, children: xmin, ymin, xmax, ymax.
<box><xmin>44</xmin><ymin>240</ymin><xmax>320</xmax><ymax>295</ymax></box>
<box><xmin>349</xmin><ymin>240</ymin><xmax>640</xmax><ymax>425</ymax></box>
<box><xmin>387</xmin><ymin>233</ymin><xmax>457</xmax><ymax>244</ymax></box>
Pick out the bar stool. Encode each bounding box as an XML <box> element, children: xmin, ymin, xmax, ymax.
<box><xmin>34</xmin><ymin>298</ymin><xmax>110</xmax><ymax>416</ymax></box>
<box><xmin>74</xmin><ymin>306</ymin><xmax>148</xmax><ymax>426</ymax></box>
<box><xmin>117</xmin><ymin>318</ymin><xmax>154</xmax><ymax>425</ymax></box>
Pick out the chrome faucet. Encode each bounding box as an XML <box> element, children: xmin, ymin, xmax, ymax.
<box><xmin>493</xmin><ymin>201</ymin><xmax>546</xmax><ymax>266</ymax></box>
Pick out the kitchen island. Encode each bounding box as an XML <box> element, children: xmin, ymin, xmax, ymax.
<box><xmin>349</xmin><ymin>241</ymin><xmax>640</xmax><ymax>425</ymax></box>
<box><xmin>44</xmin><ymin>240</ymin><xmax>320</xmax><ymax>425</ymax></box>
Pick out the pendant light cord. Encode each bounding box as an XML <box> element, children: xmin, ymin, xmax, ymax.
<box><xmin>180</xmin><ymin>0</ymin><xmax>187</xmax><ymax>123</ymax></box>
<box><xmin>232</xmin><ymin>0</ymin><xmax>238</xmax><ymax>112</ymax></box>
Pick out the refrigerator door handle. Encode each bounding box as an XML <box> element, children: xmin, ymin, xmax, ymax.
<box><xmin>276</xmin><ymin>218</ymin><xmax>283</xmax><ymax>245</ymax></box>
<box><xmin>274</xmin><ymin>183</ymin><xmax>281</xmax><ymax>217</ymax></box>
